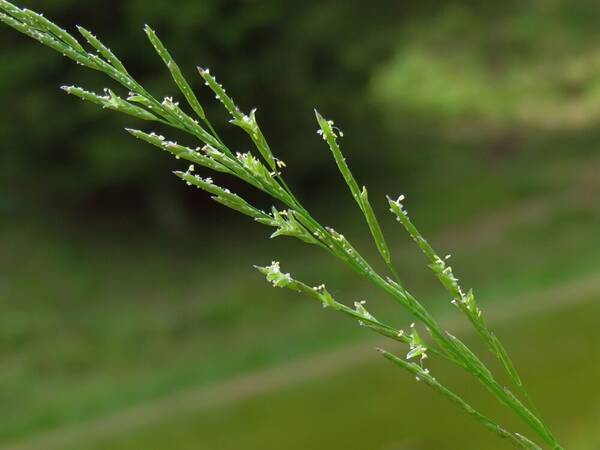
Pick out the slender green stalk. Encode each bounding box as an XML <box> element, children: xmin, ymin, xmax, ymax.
<box><xmin>0</xmin><ymin>2</ymin><xmax>564</xmax><ymax>448</ymax></box>
<box><xmin>315</xmin><ymin>112</ymin><xmax>398</xmax><ymax>281</ymax></box>
<box><xmin>388</xmin><ymin>195</ymin><xmax>557</xmax><ymax>442</ymax></box>
<box><xmin>255</xmin><ymin>262</ymin><xmax>539</xmax><ymax>450</ymax></box>
<box><xmin>379</xmin><ymin>349</ymin><xmax>543</xmax><ymax>450</ymax></box>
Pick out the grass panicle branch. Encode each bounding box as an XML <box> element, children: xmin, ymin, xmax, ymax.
<box><xmin>379</xmin><ymin>349</ymin><xmax>543</xmax><ymax>450</ymax></box>
<box><xmin>0</xmin><ymin>2</ymin><xmax>564</xmax><ymax>449</ymax></box>
<box><xmin>388</xmin><ymin>194</ymin><xmax>553</xmax><ymax>427</ymax></box>
<box><xmin>144</xmin><ymin>25</ymin><xmax>206</xmax><ymax>122</ymax></box>
<box><xmin>315</xmin><ymin>112</ymin><xmax>394</xmax><ymax>275</ymax></box>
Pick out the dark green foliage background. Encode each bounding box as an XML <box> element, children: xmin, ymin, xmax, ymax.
<box><xmin>0</xmin><ymin>0</ymin><xmax>406</xmax><ymax>229</ymax></box>
<box><xmin>2</xmin><ymin>0</ymin><xmax>599</xmax><ymax>229</ymax></box>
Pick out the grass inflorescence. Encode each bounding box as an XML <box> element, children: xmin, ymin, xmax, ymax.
<box><xmin>0</xmin><ymin>1</ymin><xmax>565</xmax><ymax>448</ymax></box>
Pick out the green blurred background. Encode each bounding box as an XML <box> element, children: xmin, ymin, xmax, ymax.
<box><xmin>1</xmin><ymin>0</ymin><xmax>599</xmax><ymax>449</ymax></box>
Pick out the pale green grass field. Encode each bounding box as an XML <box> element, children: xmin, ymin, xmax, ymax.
<box><xmin>72</xmin><ymin>285</ymin><xmax>600</xmax><ymax>450</ymax></box>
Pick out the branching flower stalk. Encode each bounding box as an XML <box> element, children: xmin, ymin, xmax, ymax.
<box><xmin>0</xmin><ymin>2</ymin><xmax>563</xmax><ymax>449</ymax></box>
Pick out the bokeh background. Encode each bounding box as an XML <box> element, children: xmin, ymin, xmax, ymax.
<box><xmin>1</xmin><ymin>0</ymin><xmax>599</xmax><ymax>449</ymax></box>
